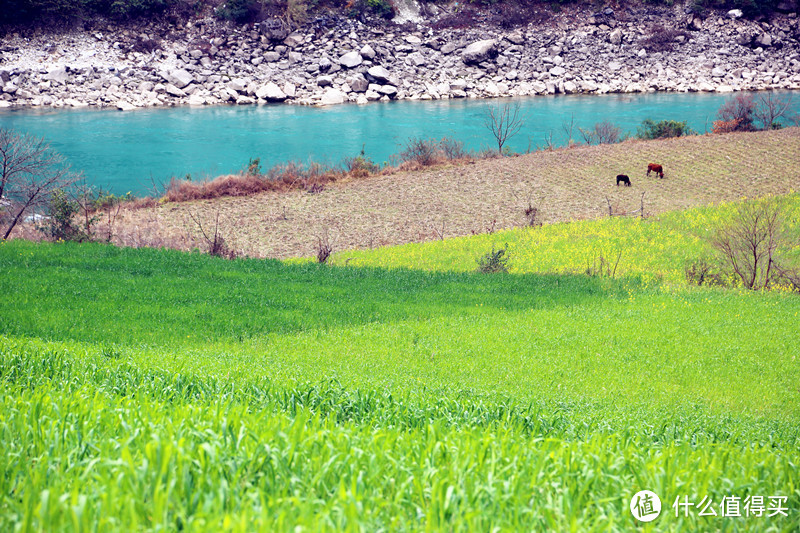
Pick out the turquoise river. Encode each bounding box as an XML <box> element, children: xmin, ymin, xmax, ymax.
<box><xmin>0</xmin><ymin>90</ymin><xmax>795</xmax><ymax>194</ymax></box>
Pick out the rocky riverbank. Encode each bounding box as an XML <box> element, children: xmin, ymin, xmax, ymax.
<box><xmin>1</xmin><ymin>5</ymin><xmax>800</xmax><ymax>110</ymax></box>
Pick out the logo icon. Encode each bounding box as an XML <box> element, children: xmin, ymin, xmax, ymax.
<box><xmin>630</xmin><ymin>490</ymin><xmax>662</xmax><ymax>522</ymax></box>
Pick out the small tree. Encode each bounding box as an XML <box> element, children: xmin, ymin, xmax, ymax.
<box><xmin>712</xmin><ymin>197</ymin><xmax>797</xmax><ymax>290</ymax></box>
<box><xmin>714</xmin><ymin>94</ymin><xmax>755</xmax><ymax>133</ymax></box>
<box><xmin>753</xmin><ymin>92</ymin><xmax>795</xmax><ymax>130</ymax></box>
<box><xmin>188</xmin><ymin>210</ymin><xmax>237</xmax><ymax>259</ymax></box>
<box><xmin>484</xmin><ymin>102</ymin><xmax>525</xmax><ymax>154</ymax></box>
<box><xmin>38</xmin><ymin>189</ymin><xmax>93</xmax><ymax>242</ymax></box>
<box><xmin>1</xmin><ymin>128</ymin><xmax>77</xmax><ymax>240</ymax></box>
<box><xmin>316</xmin><ymin>228</ymin><xmax>336</xmax><ymax>264</ymax></box>
<box><xmin>578</xmin><ymin>121</ymin><xmax>622</xmax><ymax>145</ymax></box>
<box><xmin>636</xmin><ymin>119</ymin><xmax>693</xmax><ymax>140</ymax></box>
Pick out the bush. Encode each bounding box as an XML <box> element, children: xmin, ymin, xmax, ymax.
<box><xmin>39</xmin><ymin>189</ymin><xmax>93</xmax><ymax>242</ymax></box>
<box><xmin>477</xmin><ymin>244</ymin><xmax>510</xmax><ymax>273</ymax></box>
<box><xmin>684</xmin><ymin>258</ymin><xmax>728</xmax><ymax>287</ymax></box>
<box><xmin>345</xmin><ymin>0</ymin><xmax>393</xmax><ymax>19</ymax></box>
<box><xmin>400</xmin><ymin>138</ymin><xmax>441</xmax><ymax>167</ymax></box>
<box><xmin>439</xmin><ymin>137</ymin><xmax>467</xmax><ymax>160</ymax></box>
<box><xmin>636</xmin><ymin>119</ymin><xmax>694</xmax><ymax>140</ymax></box>
<box><xmin>579</xmin><ymin>121</ymin><xmax>623</xmax><ymax>145</ymax></box>
<box><xmin>343</xmin><ymin>145</ymin><xmax>379</xmax><ymax>178</ymax></box>
<box><xmin>640</xmin><ymin>25</ymin><xmax>690</xmax><ymax>52</ymax></box>
<box><xmin>216</xmin><ymin>0</ymin><xmax>262</xmax><ymax>23</ymax></box>
<box><xmin>714</xmin><ymin>94</ymin><xmax>755</xmax><ymax>133</ymax></box>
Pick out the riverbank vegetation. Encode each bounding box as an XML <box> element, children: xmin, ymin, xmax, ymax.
<box><xmin>47</xmin><ymin>125</ymin><xmax>794</xmax><ymax>259</ymax></box>
<box><xmin>2</xmin><ymin>0</ymin><xmax>793</xmax><ymax>31</ymax></box>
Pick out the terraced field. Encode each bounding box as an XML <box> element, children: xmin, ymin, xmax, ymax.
<box><xmin>109</xmin><ymin>127</ymin><xmax>800</xmax><ymax>258</ymax></box>
<box><xmin>2</xmin><ymin>195</ymin><xmax>799</xmax><ymax>531</ymax></box>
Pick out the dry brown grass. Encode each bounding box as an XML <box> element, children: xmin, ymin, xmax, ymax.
<box><xmin>102</xmin><ymin>128</ymin><xmax>800</xmax><ymax>259</ymax></box>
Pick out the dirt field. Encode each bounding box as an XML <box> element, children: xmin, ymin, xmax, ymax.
<box><xmin>108</xmin><ymin>128</ymin><xmax>800</xmax><ymax>259</ymax></box>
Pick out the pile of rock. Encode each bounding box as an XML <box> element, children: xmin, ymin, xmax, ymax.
<box><xmin>1</xmin><ymin>6</ymin><xmax>799</xmax><ymax>110</ymax></box>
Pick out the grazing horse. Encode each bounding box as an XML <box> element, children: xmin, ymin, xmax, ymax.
<box><xmin>616</xmin><ymin>174</ymin><xmax>631</xmax><ymax>187</ymax></box>
<box><xmin>647</xmin><ymin>163</ymin><xmax>664</xmax><ymax>179</ymax></box>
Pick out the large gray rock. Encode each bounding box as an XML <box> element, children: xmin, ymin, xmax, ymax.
<box><xmin>165</xmin><ymin>84</ymin><xmax>185</xmax><ymax>97</ymax></box>
<box><xmin>256</xmin><ymin>82</ymin><xmax>287</xmax><ymax>101</ymax></box>
<box><xmin>339</xmin><ymin>52</ymin><xmax>363</xmax><ymax>68</ymax></box>
<box><xmin>44</xmin><ymin>66</ymin><xmax>71</xmax><ymax>84</ymax></box>
<box><xmin>441</xmin><ymin>43</ymin><xmax>458</xmax><ymax>55</ymax></box>
<box><xmin>320</xmin><ymin>88</ymin><xmax>345</xmax><ymax>105</ymax></box>
<box><xmin>162</xmin><ymin>68</ymin><xmax>194</xmax><ymax>89</ymax></box>
<box><xmin>227</xmin><ymin>78</ymin><xmax>249</xmax><ymax>92</ymax></box>
<box><xmin>506</xmin><ymin>31</ymin><xmax>525</xmax><ymax>45</ymax></box>
<box><xmin>368</xmin><ymin>65</ymin><xmax>391</xmax><ymax>83</ymax></box>
<box><xmin>407</xmin><ymin>52</ymin><xmax>426</xmax><ymax>67</ymax></box>
<box><xmin>609</xmin><ymin>29</ymin><xmax>623</xmax><ymax>45</ymax></box>
<box><xmin>462</xmin><ymin>39</ymin><xmax>498</xmax><ymax>64</ymax></box>
<box><xmin>259</xmin><ymin>19</ymin><xmax>289</xmax><ymax>42</ymax></box>
<box><xmin>755</xmin><ymin>33</ymin><xmax>773</xmax><ymax>47</ymax></box>
<box><xmin>360</xmin><ymin>44</ymin><xmax>376</xmax><ymax>59</ymax></box>
<box><xmin>348</xmin><ymin>73</ymin><xmax>369</xmax><ymax>93</ymax></box>
<box><xmin>284</xmin><ymin>33</ymin><xmax>304</xmax><ymax>47</ymax></box>
<box><xmin>378</xmin><ymin>85</ymin><xmax>398</xmax><ymax>96</ymax></box>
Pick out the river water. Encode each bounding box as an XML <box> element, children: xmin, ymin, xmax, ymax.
<box><xmin>0</xmin><ymin>91</ymin><xmax>793</xmax><ymax>194</ymax></box>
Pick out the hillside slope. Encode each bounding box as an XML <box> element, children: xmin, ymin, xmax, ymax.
<box><xmin>112</xmin><ymin>127</ymin><xmax>800</xmax><ymax>258</ymax></box>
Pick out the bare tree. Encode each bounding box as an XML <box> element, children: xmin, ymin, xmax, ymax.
<box><xmin>579</xmin><ymin>121</ymin><xmax>623</xmax><ymax>145</ymax></box>
<box><xmin>712</xmin><ymin>197</ymin><xmax>797</xmax><ymax>290</ymax></box>
<box><xmin>187</xmin><ymin>209</ymin><xmax>237</xmax><ymax>259</ymax></box>
<box><xmin>753</xmin><ymin>92</ymin><xmax>795</xmax><ymax>130</ymax></box>
<box><xmin>594</xmin><ymin>121</ymin><xmax>623</xmax><ymax>144</ymax></box>
<box><xmin>316</xmin><ymin>227</ymin><xmax>336</xmax><ymax>263</ymax></box>
<box><xmin>1</xmin><ymin>128</ymin><xmax>77</xmax><ymax>240</ymax></box>
<box><xmin>578</xmin><ymin>126</ymin><xmax>596</xmax><ymax>145</ymax></box>
<box><xmin>562</xmin><ymin>114</ymin><xmax>577</xmax><ymax>146</ymax></box>
<box><xmin>483</xmin><ymin>102</ymin><xmax>525</xmax><ymax>154</ymax></box>
<box><xmin>541</xmin><ymin>131</ymin><xmax>555</xmax><ymax>151</ymax></box>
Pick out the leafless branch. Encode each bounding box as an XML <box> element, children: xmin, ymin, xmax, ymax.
<box><xmin>1</xmin><ymin>128</ymin><xmax>78</xmax><ymax>240</ymax></box>
<box><xmin>754</xmin><ymin>92</ymin><xmax>794</xmax><ymax>130</ymax></box>
<box><xmin>483</xmin><ymin>102</ymin><xmax>525</xmax><ymax>154</ymax></box>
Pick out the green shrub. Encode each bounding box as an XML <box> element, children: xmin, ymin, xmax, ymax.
<box><xmin>636</xmin><ymin>119</ymin><xmax>694</xmax><ymax>140</ymax></box>
<box><xmin>366</xmin><ymin>0</ymin><xmax>393</xmax><ymax>17</ymax></box>
<box><xmin>477</xmin><ymin>244</ymin><xmax>510</xmax><ymax>273</ymax></box>
<box><xmin>215</xmin><ymin>0</ymin><xmax>262</xmax><ymax>23</ymax></box>
<box><xmin>343</xmin><ymin>145</ymin><xmax>379</xmax><ymax>177</ymax></box>
<box><xmin>38</xmin><ymin>190</ymin><xmax>93</xmax><ymax>242</ymax></box>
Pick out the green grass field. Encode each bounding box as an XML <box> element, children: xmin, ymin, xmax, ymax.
<box><xmin>332</xmin><ymin>193</ymin><xmax>800</xmax><ymax>287</ymax></box>
<box><xmin>1</xmin><ymin>196</ymin><xmax>799</xmax><ymax>531</ymax></box>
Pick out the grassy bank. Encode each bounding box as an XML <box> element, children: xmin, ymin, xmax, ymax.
<box><xmin>333</xmin><ymin>193</ymin><xmax>800</xmax><ymax>285</ymax></box>
<box><xmin>1</xmin><ymin>230</ymin><xmax>799</xmax><ymax>530</ymax></box>
<box><xmin>109</xmin><ymin>127</ymin><xmax>800</xmax><ymax>259</ymax></box>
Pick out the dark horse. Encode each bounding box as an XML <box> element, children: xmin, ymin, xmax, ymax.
<box><xmin>647</xmin><ymin>163</ymin><xmax>664</xmax><ymax>179</ymax></box>
<box><xmin>616</xmin><ymin>174</ymin><xmax>631</xmax><ymax>187</ymax></box>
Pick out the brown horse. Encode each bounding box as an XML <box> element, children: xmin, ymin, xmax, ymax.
<box><xmin>616</xmin><ymin>174</ymin><xmax>631</xmax><ymax>187</ymax></box>
<box><xmin>647</xmin><ymin>163</ymin><xmax>664</xmax><ymax>179</ymax></box>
